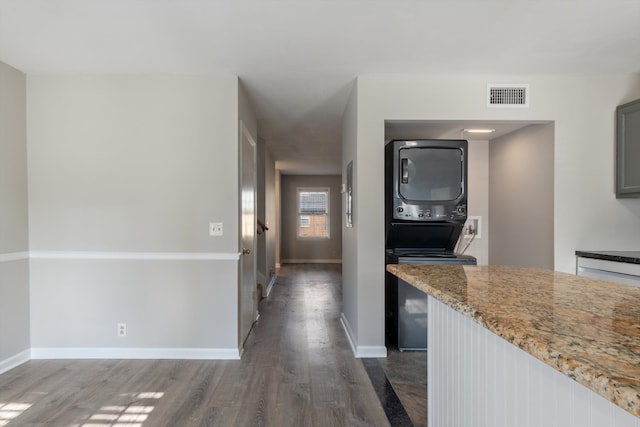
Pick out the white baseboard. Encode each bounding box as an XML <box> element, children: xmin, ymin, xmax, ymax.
<box><xmin>265</xmin><ymin>273</ymin><xmax>277</xmax><ymax>297</ymax></box>
<box><xmin>355</xmin><ymin>345</ymin><xmax>387</xmax><ymax>358</ymax></box>
<box><xmin>30</xmin><ymin>347</ymin><xmax>241</xmax><ymax>360</ymax></box>
<box><xmin>280</xmin><ymin>259</ymin><xmax>342</xmax><ymax>264</ymax></box>
<box><xmin>340</xmin><ymin>313</ymin><xmax>387</xmax><ymax>358</ymax></box>
<box><xmin>1</xmin><ymin>347</ymin><xmax>242</xmax><ymax>374</ymax></box>
<box><xmin>340</xmin><ymin>313</ymin><xmax>358</xmax><ymax>356</ymax></box>
<box><xmin>0</xmin><ymin>349</ymin><xmax>31</xmax><ymax>374</ymax></box>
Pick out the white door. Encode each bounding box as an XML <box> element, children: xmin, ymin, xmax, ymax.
<box><xmin>239</xmin><ymin>121</ymin><xmax>257</xmax><ymax>348</ymax></box>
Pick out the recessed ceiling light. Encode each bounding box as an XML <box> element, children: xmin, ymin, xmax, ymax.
<box><xmin>463</xmin><ymin>128</ymin><xmax>495</xmax><ymax>134</ymax></box>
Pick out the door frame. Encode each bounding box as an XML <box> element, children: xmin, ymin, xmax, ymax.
<box><xmin>238</xmin><ymin>120</ymin><xmax>258</xmax><ymax>351</ymax></box>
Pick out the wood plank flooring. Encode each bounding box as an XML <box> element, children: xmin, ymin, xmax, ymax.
<box><xmin>0</xmin><ymin>264</ymin><xmax>391</xmax><ymax>426</ymax></box>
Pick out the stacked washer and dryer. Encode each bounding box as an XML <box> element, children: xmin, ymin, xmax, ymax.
<box><xmin>385</xmin><ymin>139</ymin><xmax>476</xmax><ymax>351</ymax></box>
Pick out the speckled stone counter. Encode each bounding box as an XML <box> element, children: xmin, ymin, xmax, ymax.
<box><xmin>386</xmin><ymin>264</ymin><xmax>640</xmax><ymax>418</ymax></box>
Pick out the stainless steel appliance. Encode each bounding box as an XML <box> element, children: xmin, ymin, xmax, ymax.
<box><xmin>385</xmin><ymin>139</ymin><xmax>476</xmax><ymax>350</ymax></box>
<box><xmin>386</xmin><ymin>251</ymin><xmax>476</xmax><ymax>350</ymax></box>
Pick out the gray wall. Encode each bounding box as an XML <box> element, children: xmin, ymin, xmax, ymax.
<box><xmin>275</xmin><ymin>170</ymin><xmax>281</xmax><ymax>266</ymax></box>
<box><xmin>26</xmin><ymin>74</ymin><xmax>248</xmax><ymax>356</ymax></box>
<box><xmin>465</xmin><ymin>140</ymin><xmax>490</xmax><ymax>264</ymax></box>
<box><xmin>341</xmin><ymin>85</ymin><xmax>358</xmax><ymax>347</ymax></box>
<box><xmin>0</xmin><ymin>62</ymin><xmax>30</xmax><ymax>369</ymax></box>
<box><xmin>280</xmin><ymin>175</ymin><xmax>342</xmax><ymax>262</ymax></box>
<box><xmin>257</xmin><ymin>137</ymin><xmax>267</xmax><ymax>284</ymax></box>
<box><xmin>264</xmin><ymin>147</ymin><xmax>277</xmax><ymax>276</ymax></box>
<box><xmin>256</xmin><ymin>137</ymin><xmax>277</xmax><ymax>287</ymax></box>
<box><xmin>342</xmin><ymin>74</ymin><xmax>640</xmax><ymax>357</ymax></box>
<box><xmin>489</xmin><ymin>124</ymin><xmax>554</xmax><ymax>268</ymax></box>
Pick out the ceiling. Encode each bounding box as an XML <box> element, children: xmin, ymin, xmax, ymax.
<box><xmin>385</xmin><ymin>120</ymin><xmax>550</xmax><ymax>142</ymax></box>
<box><xmin>1</xmin><ymin>1</ymin><xmax>639</xmax><ymax>175</ymax></box>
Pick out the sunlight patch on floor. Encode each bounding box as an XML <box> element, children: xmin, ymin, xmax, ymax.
<box><xmin>0</xmin><ymin>402</ymin><xmax>32</xmax><ymax>426</ymax></box>
<box><xmin>79</xmin><ymin>391</ymin><xmax>164</xmax><ymax>427</ymax></box>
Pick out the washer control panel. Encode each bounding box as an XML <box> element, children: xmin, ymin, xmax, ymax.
<box><xmin>393</xmin><ymin>201</ymin><xmax>466</xmax><ymax>221</ymax></box>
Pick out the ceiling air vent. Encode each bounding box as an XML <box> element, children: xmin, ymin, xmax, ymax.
<box><xmin>487</xmin><ymin>84</ymin><xmax>529</xmax><ymax>108</ymax></box>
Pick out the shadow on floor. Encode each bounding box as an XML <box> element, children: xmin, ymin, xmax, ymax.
<box><xmin>373</xmin><ymin>348</ymin><xmax>427</xmax><ymax>427</ymax></box>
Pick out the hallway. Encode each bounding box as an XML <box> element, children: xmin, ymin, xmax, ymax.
<box><xmin>0</xmin><ymin>264</ymin><xmax>392</xmax><ymax>426</ymax></box>
<box><xmin>238</xmin><ymin>263</ymin><xmax>392</xmax><ymax>426</ymax></box>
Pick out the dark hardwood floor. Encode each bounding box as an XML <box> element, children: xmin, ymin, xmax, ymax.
<box><xmin>0</xmin><ymin>264</ymin><xmax>394</xmax><ymax>426</ymax></box>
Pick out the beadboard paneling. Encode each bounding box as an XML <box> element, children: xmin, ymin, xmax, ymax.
<box><xmin>428</xmin><ymin>296</ymin><xmax>640</xmax><ymax>427</ymax></box>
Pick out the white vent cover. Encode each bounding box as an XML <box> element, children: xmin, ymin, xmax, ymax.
<box><xmin>487</xmin><ymin>84</ymin><xmax>529</xmax><ymax>107</ymax></box>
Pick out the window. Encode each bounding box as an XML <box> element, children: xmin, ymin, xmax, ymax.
<box><xmin>297</xmin><ymin>188</ymin><xmax>330</xmax><ymax>238</ymax></box>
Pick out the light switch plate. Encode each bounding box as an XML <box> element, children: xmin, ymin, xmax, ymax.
<box><xmin>209</xmin><ymin>222</ymin><xmax>223</xmax><ymax>236</ymax></box>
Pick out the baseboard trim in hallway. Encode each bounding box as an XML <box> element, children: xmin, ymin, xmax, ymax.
<box><xmin>340</xmin><ymin>313</ymin><xmax>387</xmax><ymax>358</ymax></box>
<box><xmin>0</xmin><ymin>349</ymin><xmax>30</xmax><ymax>375</ymax></box>
<box><xmin>264</xmin><ymin>273</ymin><xmax>277</xmax><ymax>297</ymax></box>
<box><xmin>280</xmin><ymin>259</ymin><xmax>342</xmax><ymax>263</ymax></box>
<box><xmin>362</xmin><ymin>358</ymin><xmax>414</xmax><ymax>427</ymax></box>
<box><xmin>30</xmin><ymin>347</ymin><xmax>241</xmax><ymax>360</ymax></box>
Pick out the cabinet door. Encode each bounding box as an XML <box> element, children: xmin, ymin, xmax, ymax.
<box><xmin>616</xmin><ymin>98</ymin><xmax>640</xmax><ymax>198</ymax></box>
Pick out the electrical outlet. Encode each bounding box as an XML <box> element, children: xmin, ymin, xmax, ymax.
<box><xmin>118</xmin><ymin>323</ymin><xmax>126</xmax><ymax>337</ymax></box>
<box><xmin>209</xmin><ymin>222</ymin><xmax>223</xmax><ymax>236</ymax></box>
<box><xmin>464</xmin><ymin>216</ymin><xmax>481</xmax><ymax>239</ymax></box>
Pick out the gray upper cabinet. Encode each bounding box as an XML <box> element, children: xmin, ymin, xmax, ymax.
<box><xmin>616</xmin><ymin>98</ymin><xmax>640</xmax><ymax>198</ymax></box>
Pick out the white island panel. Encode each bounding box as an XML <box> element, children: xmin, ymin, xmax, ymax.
<box><xmin>428</xmin><ymin>296</ymin><xmax>640</xmax><ymax>427</ymax></box>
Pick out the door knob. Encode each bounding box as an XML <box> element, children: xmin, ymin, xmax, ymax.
<box><xmin>242</xmin><ymin>248</ymin><xmax>251</xmax><ymax>255</ymax></box>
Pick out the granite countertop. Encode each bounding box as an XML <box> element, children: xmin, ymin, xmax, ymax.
<box><xmin>576</xmin><ymin>250</ymin><xmax>640</xmax><ymax>265</ymax></box>
<box><xmin>386</xmin><ymin>264</ymin><xmax>640</xmax><ymax>418</ymax></box>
